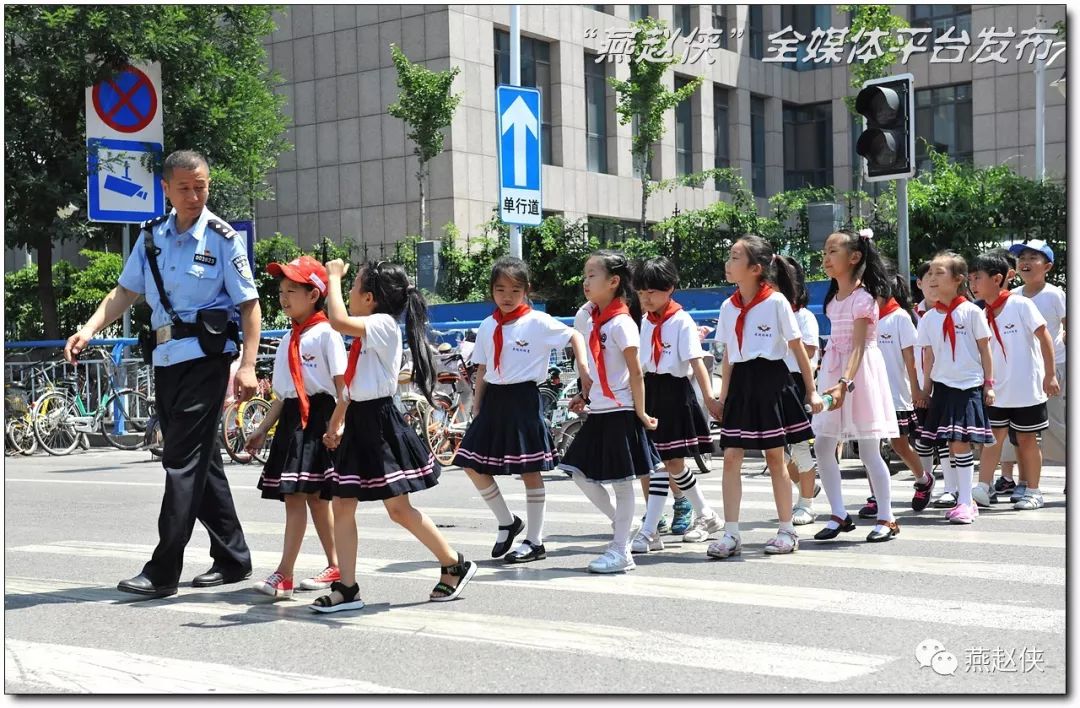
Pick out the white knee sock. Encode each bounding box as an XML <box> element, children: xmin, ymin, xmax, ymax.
<box><xmin>524</xmin><ymin>487</ymin><xmax>546</xmax><ymax>545</ymax></box>
<box><xmin>612</xmin><ymin>480</ymin><xmax>636</xmax><ymax>555</ymax></box>
<box><xmin>641</xmin><ymin>471</ymin><xmax>669</xmax><ymax>535</ymax></box>
<box><xmin>941</xmin><ymin>443</ymin><xmax>958</xmax><ymax>494</ymax></box>
<box><xmin>858</xmin><ymin>437</ymin><xmax>894</xmax><ymax>522</ymax></box>
<box><xmin>573</xmin><ymin>473</ymin><xmax>615</xmax><ymax>520</ymax></box>
<box><xmin>478</xmin><ymin>483</ymin><xmax>515</xmax><ymax>542</ymax></box>
<box><xmin>814</xmin><ymin>436</ymin><xmax>847</xmax><ymax>524</ymax></box>
<box><xmin>670</xmin><ymin>467</ymin><xmax>714</xmax><ymax>518</ymax></box>
<box><xmin>952</xmin><ymin>451</ymin><xmax>975</xmax><ymax>506</ymax></box>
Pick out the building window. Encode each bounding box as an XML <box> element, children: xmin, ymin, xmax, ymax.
<box><xmin>631</xmin><ymin>114</ymin><xmax>655</xmax><ymax>180</ymax></box>
<box><xmin>783</xmin><ymin>101</ymin><xmax>833</xmax><ymax>190</ymax></box>
<box><xmin>674</xmin><ymin>4</ymin><xmax>693</xmax><ymax>37</ymax></box>
<box><xmin>748</xmin><ymin>6</ymin><xmax>764</xmax><ymax>59</ymax></box>
<box><xmin>584</xmin><ymin>52</ymin><xmax>609</xmax><ymax>174</ymax></box>
<box><xmin>910</xmin><ymin>5</ymin><xmax>971</xmax><ymax>38</ymax></box>
<box><xmin>494</xmin><ymin>29</ymin><xmax>553</xmax><ymax>165</ymax></box>
<box><xmin>588</xmin><ymin>216</ymin><xmax>648</xmax><ymax>243</ymax></box>
<box><xmin>629</xmin><ymin>5</ymin><xmax>649</xmax><ymax>21</ymax></box>
<box><xmin>674</xmin><ymin>75</ymin><xmax>693</xmax><ymax>177</ymax></box>
<box><xmin>780</xmin><ymin>5</ymin><xmax>832</xmax><ymax>71</ymax></box>
<box><xmin>712</xmin><ymin>5</ymin><xmax>729</xmax><ymax>49</ymax></box>
<box><xmin>750</xmin><ymin>95</ymin><xmax>766</xmax><ymax>197</ymax></box>
<box><xmin>915</xmin><ymin>83</ymin><xmax>973</xmax><ymax>172</ymax></box>
<box><xmin>713</xmin><ymin>86</ymin><xmax>730</xmax><ymax>191</ymax></box>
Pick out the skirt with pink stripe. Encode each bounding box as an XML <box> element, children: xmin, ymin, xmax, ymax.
<box><xmin>719</xmin><ymin>358</ymin><xmax>813</xmax><ymax>451</ymax></box>
<box><xmin>917</xmin><ymin>383</ymin><xmax>994</xmax><ymax>444</ymax></box>
<box><xmin>258</xmin><ymin>394</ymin><xmax>335</xmax><ymax>501</ymax></box>
<box><xmin>453</xmin><ymin>381</ymin><xmax>558</xmax><ymax>475</ymax></box>
<box><xmin>644</xmin><ymin>373</ymin><xmax>713</xmax><ymax>461</ymax></box>
<box><xmin>327</xmin><ymin>397</ymin><xmax>441</xmax><ymax>501</ymax></box>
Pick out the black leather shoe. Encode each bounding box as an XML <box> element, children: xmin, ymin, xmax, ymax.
<box><xmin>191</xmin><ymin>566</ymin><xmax>252</xmax><ymax>588</ymax></box>
<box><xmin>117</xmin><ymin>574</ymin><xmax>178</xmax><ymax>598</ymax></box>
<box><xmin>491</xmin><ymin>516</ymin><xmax>524</xmax><ymax>558</ymax></box>
<box><xmin>813</xmin><ymin>514</ymin><xmax>856</xmax><ymax>541</ymax></box>
<box><xmin>866</xmin><ymin>520</ymin><xmax>900</xmax><ymax>543</ymax></box>
<box><xmin>504</xmin><ymin>540</ymin><xmax>546</xmax><ymax>564</ymax></box>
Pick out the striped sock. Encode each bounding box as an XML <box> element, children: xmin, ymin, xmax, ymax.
<box><xmin>952</xmin><ymin>451</ymin><xmax>975</xmax><ymax>506</ymax></box>
<box><xmin>524</xmin><ymin>487</ymin><xmax>546</xmax><ymax>545</ymax></box>
<box><xmin>914</xmin><ymin>439</ymin><xmax>935</xmax><ymax>480</ymax></box>
<box><xmin>478</xmin><ymin>483</ymin><xmax>515</xmax><ymax>542</ymax></box>
<box><xmin>671</xmin><ymin>468</ymin><xmax>714</xmax><ymax>518</ymax></box>
<box><xmin>641</xmin><ymin>471</ymin><xmax>670</xmax><ymax>535</ymax></box>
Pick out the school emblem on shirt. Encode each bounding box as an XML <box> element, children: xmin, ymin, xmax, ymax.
<box><xmin>881</xmin><ymin>333</ymin><xmax>893</xmax><ymax>340</ymax></box>
<box><xmin>1005</xmin><ymin>323</ymin><xmax>1017</xmax><ymax>331</ymax></box>
<box><xmin>955</xmin><ymin>324</ymin><xmax>966</xmax><ymax>332</ymax></box>
<box><xmin>302</xmin><ymin>353</ymin><xmax>316</xmax><ymax>362</ymax></box>
<box><xmin>757</xmin><ymin>325</ymin><xmax>771</xmax><ymax>331</ymax></box>
<box><xmin>193</xmin><ymin>248</ymin><xmax>217</xmax><ymax>266</ymax></box>
<box><xmin>511</xmin><ymin>339</ymin><xmax>531</xmax><ymax>354</ymax></box>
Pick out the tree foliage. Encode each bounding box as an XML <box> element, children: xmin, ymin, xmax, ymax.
<box><xmin>839</xmin><ymin>5</ymin><xmax>909</xmax><ymax>114</ymax></box>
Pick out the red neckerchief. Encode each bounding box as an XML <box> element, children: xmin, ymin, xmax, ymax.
<box><xmin>878</xmin><ymin>298</ymin><xmax>901</xmax><ymax>319</ymax></box>
<box><xmin>492</xmin><ymin>304</ymin><xmax>532</xmax><ymax>372</ymax></box>
<box><xmin>589</xmin><ymin>299</ymin><xmax>630</xmax><ymax>402</ymax></box>
<box><xmin>343</xmin><ymin>336</ymin><xmax>362</xmax><ymax>388</ymax></box>
<box><xmin>916</xmin><ymin>301</ymin><xmax>928</xmax><ymax>318</ymax></box>
<box><xmin>934</xmin><ymin>296</ymin><xmax>968</xmax><ymax>360</ymax></box>
<box><xmin>729</xmin><ymin>284</ymin><xmax>775</xmax><ymax>354</ymax></box>
<box><xmin>985</xmin><ymin>290</ymin><xmax>1011</xmax><ymax>360</ymax></box>
<box><xmin>646</xmin><ymin>299</ymin><xmax>683</xmax><ymax>367</ymax></box>
<box><xmin>289</xmin><ymin>311</ymin><xmax>329</xmax><ymax>428</ymax></box>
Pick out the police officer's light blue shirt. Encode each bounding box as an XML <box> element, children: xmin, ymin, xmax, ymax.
<box><xmin>119</xmin><ymin>207</ymin><xmax>259</xmax><ymax>367</ymax></box>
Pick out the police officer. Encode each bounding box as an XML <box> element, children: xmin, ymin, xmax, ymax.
<box><xmin>64</xmin><ymin>149</ymin><xmax>261</xmax><ymax>598</ymax></box>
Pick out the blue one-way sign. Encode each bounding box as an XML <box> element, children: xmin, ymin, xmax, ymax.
<box><xmin>496</xmin><ymin>85</ymin><xmax>542</xmax><ymax>227</ymax></box>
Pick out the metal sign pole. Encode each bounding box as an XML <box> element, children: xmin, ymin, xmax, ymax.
<box><xmin>897</xmin><ymin>178</ymin><xmax>910</xmax><ymax>287</ymax></box>
<box><xmin>122</xmin><ymin>223</ymin><xmax>131</xmax><ymax>338</ymax></box>
<box><xmin>509</xmin><ymin>4</ymin><xmax>523</xmax><ymax>259</ymax></box>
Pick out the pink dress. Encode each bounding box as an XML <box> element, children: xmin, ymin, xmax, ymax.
<box><xmin>812</xmin><ymin>288</ymin><xmax>899</xmax><ymax>441</ymax></box>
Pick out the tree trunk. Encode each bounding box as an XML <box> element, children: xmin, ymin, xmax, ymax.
<box><xmin>417</xmin><ymin>162</ymin><xmax>427</xmax><ymax>240</ymax></box>
<box><xmin>37</xmin><ymin>235</ymin><xmax>59</xmax><ymax>339</ymax></box>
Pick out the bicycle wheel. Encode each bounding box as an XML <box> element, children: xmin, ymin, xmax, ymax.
<box><xmin>399</xmin><ymin>397</ymin><xmax>431</xmax><ymax>441</ymax></box>
<box><xmin>222</xmin><ymin>401</ymin><xmax>253</xmax><ymax>464</ymax></box>
<box><xmin>424</xmin><ymin>395</ymin><xmax>460</xmax><ymax>466</ymax></box>
<box><xmin>538</xmin><ymin>387</ymin><xmax>559</xmax><ymax>428</ymax></box>
<box><xmin>145</xmin><ymin>414</ymin><xmax>164</xmax><ymax>458</ymax></box>
<box><xmin>242</xmin><ymin>398</ymin><xmax>274</xmax><ymax>464</ymax></box>
<box><xmin>6</xmin><ymin>415</ymin><xmax>37</xmax><ymax>455</ymax></box>
<box><xmin>32</xmin><ymin>391</ymin><xmax>81</xmax><ymax>456</ymax></box>
<box><xmin>100</xmin><ymin>389</ymin><xmax>154</xmax><ymax>450</ymax></box>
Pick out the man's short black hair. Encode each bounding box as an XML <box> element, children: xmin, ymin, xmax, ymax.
<box><xmin>163</xmin><ymin>150</ymin><xmax>209</xmax><ymax>180</ymax></box>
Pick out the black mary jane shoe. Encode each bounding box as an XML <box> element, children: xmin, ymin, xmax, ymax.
<box><xmin>813</xmin><ymin>514</ymin><xmax>856</xmax><ymax>541</ymax></box>
<box><xmin>491</xmin><ymin>515</ymin><xmax>524</xmax><ymax>558</ymax></box>
<box><xmin>504</xmin><ymin>539</ymin><xmax>547</xmax><ymax>564</ymax></box>
<box><xmin>866</xmin><ymin>519</ymin><xmax>900</xmax><ymax>543</ymax></box>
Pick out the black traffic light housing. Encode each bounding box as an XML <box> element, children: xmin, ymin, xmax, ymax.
<box><xmin>855</xmin><ymin>73</ymin><xmax>915</xmax><ymax>182</ymax></box>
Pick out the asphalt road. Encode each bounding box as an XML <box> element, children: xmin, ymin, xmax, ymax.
<box><xmin>4</xmin><ymin>448</ymin><xmax>1066</xmax><ymax>694</ymax></box>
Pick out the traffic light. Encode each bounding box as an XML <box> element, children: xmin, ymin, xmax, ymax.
<box><xmin>855</xmin><ymin>73</ymin><xmax>915</xmax><ymax>182</ymax></box>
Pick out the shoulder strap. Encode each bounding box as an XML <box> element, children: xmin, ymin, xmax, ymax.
<box><xmin>206</xmin><ymin>219</ymin><xmax>237</xmax><ymax>239</ymax></box>
<box><xmin>141</xmin><ymin>217</ymin><xmax>184</xmax><ymax>327</ymax></box>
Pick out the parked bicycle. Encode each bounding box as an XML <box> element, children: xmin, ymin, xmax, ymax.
<box><xmin>424</xmin><ymin>344</ymin><xmax>477</xmax><ymax>466</ymax></box>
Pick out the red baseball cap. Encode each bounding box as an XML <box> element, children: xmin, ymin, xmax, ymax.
<box><xmin>267</xmin><ymin>255</ymin><xmax>329</xmax><ymax>295</ymax></box>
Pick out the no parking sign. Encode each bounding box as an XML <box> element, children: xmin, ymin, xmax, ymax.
<box><xmin>85</xmin><ymin>63</ymin><xmax>165</xmax><ymax>223</ymax></box>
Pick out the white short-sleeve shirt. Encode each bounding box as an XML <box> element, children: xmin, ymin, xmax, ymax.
<box><xmin>1013</xmin><ymin>283</ymin><xmax>1066</xmax><ymax>365</ymax></box>
<box><xmin>877</xmin><ymin>309</ymin><xmax>919</xmax><ymax>411</ymax></box>
<box><xmin>271</xmin><ymin>321</ymin><xmax>348</xmax><ymax>399</ymax></box>
<box><xmin>718</xmin><ymin>291</ymin><xmax>800</xmax><ymax>364</ymax></box>
<box><xmin>574</xmin><ymin>304</ymin><xmax>639</xmax><ymax>413</ymax></box>
<box><xmin>639</xmin><ymin>308</ymin><xmax>704</xmax><ymax>378</ymax></box>
<box><xmin>472</xmin><ymin>310</ymin><xmax>575</xmax><ymax>385</ymax></box>
<box><xmin>916</xmin><ymin>301</ymin><xmax>991</xmax><ymax>390</ymax></box>
<box><xmin>346</xmin><ymin>313</ymin><xmax>403</xmax><ymax>402</ymax></box>
<box><xmin>783</xmin><ymin>307</ymin><xmax>820</xmax><ymax>374</ymax></box>
<box><xmin>987</xmin><ymin>295</ymin><xmax>1048</xmax><ymax>408</ymax></box>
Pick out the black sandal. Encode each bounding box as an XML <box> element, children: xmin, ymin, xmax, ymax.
<box><xmin>429</xmin><ymin>553</ymin><xmax>478</xmax><ymax>603</ymax></box>
<box><xmin>504</xmin><ymin>539</ymin><xmax>546</xmax><ymax>564</ymax></box>
<box><xmin>813</xmin><ymin>514</ymin><xmax>856</xmax><ymax>541</ymax></box>
<box><xmin>491</xmin><ymin>516</ymin><xmax>524</xmax><ymax>558</ymax></box>
<box><xmin>311</xmin><ymin>581</ymin><xmax>365</xmax><ymax>613</ymax></box>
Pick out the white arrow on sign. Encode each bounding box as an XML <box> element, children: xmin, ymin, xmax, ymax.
<box><xmin>500</xmin><ymin>96</ymin><xmax>539</xmax><ymax>187</ymax></box>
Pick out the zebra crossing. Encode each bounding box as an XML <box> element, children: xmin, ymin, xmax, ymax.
<box><xmin>4</xmin><ymin>451</ymin><xmax>1066</xmax><ymax>693</ymax></box>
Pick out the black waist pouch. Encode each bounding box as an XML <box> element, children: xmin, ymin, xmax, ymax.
<box><xmin>196</xmin><ymin>309</ymin><xmax>231</xmax><ymax>356</ymax></box>
<box><xmin>139</xmin><ymin>328</ymin><xmax>156</xmax><ymax>365</ymax></box>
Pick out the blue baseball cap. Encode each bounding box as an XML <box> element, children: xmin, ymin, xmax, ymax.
<box><xmin>1008</xmin><ymin>239</ymin><xmax>1054</xmax><ymax>263</ymax></box>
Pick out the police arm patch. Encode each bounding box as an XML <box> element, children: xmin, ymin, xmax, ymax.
<box><xmin>232</xmin><ymin>255</ymin><xmax>253</xmax><ymax>281</ymax></box>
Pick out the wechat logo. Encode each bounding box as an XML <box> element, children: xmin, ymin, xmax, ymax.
<box><xmin>916</xmin><ymin>638</ymin><xmax>958</xmax><ymax>676</ymax></box>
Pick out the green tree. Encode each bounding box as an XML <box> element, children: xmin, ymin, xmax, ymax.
<box><xmin>4</xmin><ymin>5</ymin><xmax>290</xmax><ymax>338</ymax></box>
<box><xmin>387</xmin><ymin>43</ymin><xmax>462</xmax><ymax>240</ymax></box>
<box><xmin>608</xmin><ymin>17</ymin><xmax>703</xmax><ymax>237</ymax></box>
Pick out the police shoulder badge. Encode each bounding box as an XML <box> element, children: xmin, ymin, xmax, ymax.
<box><xmin>232</xmin><ymin>255</ymin><xmax>253</xmax><ymax>281</ymax></box>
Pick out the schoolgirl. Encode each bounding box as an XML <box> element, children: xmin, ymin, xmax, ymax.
<box><xmin>779</xmin><ymin>255</ymin><xmax>822</xmax><ymax>527</ymax></box>
<box><xmin>630</xmin><ymin>256</ymin><xmax>724</xmax><ymax>553</ymax></box>
<box><xmin>968</xmin><ymin>251</ymin><xmax>1058</xmax><ymax>511</ymax></box>
<box><xmin>316</xmin><ymin>259</ymin><xmax>477</xmax><ymax>612</ymax></box>
<box><xmin>811</xmin><ymin>228</ymin><xmax>901</xmax><ymax>543</ymax></box>
<box><xmin>915</xmin><ymin>251</ymin><xmax>995</xmax><ymax>525</ymax></box>
<box><xmin>708</xmin><ymin>235</ymin><xmax>823</xmax><ymax>559</ymax></box>
<box><xmin>246</xmin><ymin>256</ymin><xmax>343</xmax><ymax>598</ymax></box>
<box><xmin>559</xmin><ymin>250</ymin><xmax>661</xmax><ymax>574</ymax></box>
<box><xmin>453</xmin><ymin>256</ymin><xmax>591</xmax><ymax>563</ymax></box>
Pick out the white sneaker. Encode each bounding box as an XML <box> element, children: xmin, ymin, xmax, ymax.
<box><xmin>706</xmin><ymin>533</ymin><xmax>742</xmax><ymax>559</ymax></box>
<box><xmin>587</xmin><ymin>548</ymin><xmax>636</xmax><ymax>573</ymax></box>
<box><xmin>791</xmin><ymin>504</ymin><xmax>816</xmax><ymax>526</ymax></box>
<box><xmin>1013</xmin><ymin>490</ymin><xmax>1045</xmax><ymax>511</ymax></box>
<box><xmin>682</xmin><ymin>513</ymin><xmax>723</xmax><ymax>542</ymax></box>
<box><xmin>630</xmin><ymin>530</ymin><xmax>664</xmax><ymax>554</ymax></box>
<box><xmin>972</xmin><ymin>484</ymin><xmax>992</xmax><ymax>508</ymax></box>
